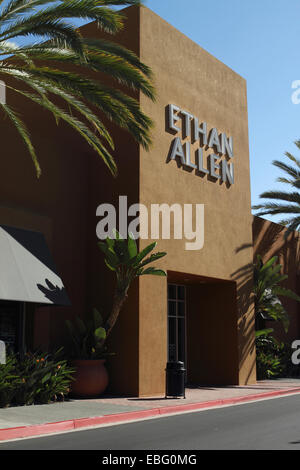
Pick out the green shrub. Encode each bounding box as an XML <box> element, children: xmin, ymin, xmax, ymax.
<box><xmin>0</xmin><ymin>348</ymin><xmax>75</xmax><ymax>407</ymax></box>
<box><xmin>33</xmin><ymin>350</ymin><xmax>75</xmax><ymax>404</ymax></box>
<box><xmin>0</xmin><ymin>356</ymin><xmax>21</xmax><ymax>408</ymax></box>
<box><xmin>256</xmin><ymin>334</ymin><xmax>284</xmax><ymax>379</ymax></box>
<box><xmin>256</xmin><ymin>334</ymin><xmax>300</xmax><ymax>379</ymax></box>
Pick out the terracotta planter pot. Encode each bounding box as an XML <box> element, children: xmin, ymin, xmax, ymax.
<box><xmin>70</xmin><ymin>359</ymin><xmax>109</xmax><ymax>398</ymax></box>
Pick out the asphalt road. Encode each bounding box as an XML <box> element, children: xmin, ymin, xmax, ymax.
<box><xmin>2</xmin><ymin>394</ymin><xmax>300</xmax><ymax>450</ymax></box>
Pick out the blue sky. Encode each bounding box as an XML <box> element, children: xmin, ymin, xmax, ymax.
<box><xmin>142</xmin><ymin>0</ymin><xmax>300</xmax><ymax>220</ymax></box>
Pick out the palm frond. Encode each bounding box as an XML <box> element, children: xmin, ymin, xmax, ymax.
<box><xmin>0</xmin><ymin>0</ymin><xmax>55</xmax><ymax>23</ymax></box>
<box><xmin>17</xmin><ymin>45</ymin><xmax>155</xmax><ymax>99</ymax></box>
<box><xmin>82</xmin><ymin>37</ymin><xmax>153</xmax><ymax>78</ymax></box>
<box><xmin>284</xmin><ymin>151</ymin><xmax>300</xmax><ymax>167</ymax></box>
<box><xmin>282</xmin><ymin>216</ymin><xmax>300</xmax><ymax>234</ymax></box>
<box><xmin>6</xmin><ymin>64</ymin><xmax>154</xmax><ymax>146</ymax></box>
<box><xmin>0</xmin><ymin>102</ymin><xmax>40</xmax><ymax>176</ymax></box>
<box><xmin>273</xmin><ymin>159</ymin><xmax>300</xmax><ymax>180</ymax></box>
<box><xmin>7</xmin><ymin>83</ymin><xmax>118</xmax><ymax>174</ymax></box>
<box><xmin>48</xmin><ymin>85</ymin><xmax>115</xmax><ymax>148</ymax></box>
<box><xmin>6</xmin><ymin>70</ymin><xmax>114</xmax><ymax>147</ymax></box>
<box><xmin>258</xmin><ymin>190</ymin><xmax>300</xmax><ymax>205</ymax></box>
<box><xmin>0</xmin><ymin>60</ymin><xmax>153</xmax><ymax>136</ymax></box>
<box><xmin>293</xmin><ymin>140</ymin><xmax>300</xmax><ymax>154</ymax></box>
<box><xmin>1</xmin><ymin>20</ymin><xmax>85</xmax><ymax>56</ymax></box>
<box><xmin>0</xmin><ymin>0</ymin><xmax>154</xmax><ymax>176</ymax></box>
<box><xmin>275</xmin><ymin>177</ymin><xmax>300</xmax><ymax>191</ymax></box>
<box><xmin>253</xmin><ymin>141</ymin><xmax>300</xmax><ymax>234</ymax></box>
<box><xmin>0</xmin><ymin>2</ymin><xmax>124</xmax><ymax>37</ymax></box>
<box><xmin>253</xmin><ymin>203</ymin><xmax>300</xmax><ymax>216</ymax></box>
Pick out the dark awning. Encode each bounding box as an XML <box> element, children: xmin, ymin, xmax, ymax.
<box><xmin>0</xmin><ymin>224</ymin><xmax>70</xmax><ymax>306</ymax></box>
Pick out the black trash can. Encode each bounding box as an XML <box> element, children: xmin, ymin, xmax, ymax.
<box><xmin>165</xmin><ymin>361</ymin><xmax>186</xmax><ymax>398</ymax></box>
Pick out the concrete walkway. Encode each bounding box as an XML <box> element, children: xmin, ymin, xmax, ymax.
<box><xmin>1</xmin><ymin>379</ymin><xmax>300</xmax><ymax>441</ymax></box>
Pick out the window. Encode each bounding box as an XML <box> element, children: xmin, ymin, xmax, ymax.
<box><xmin>167</xmin><ymin>284</ymin><xmax>186</xmax><ymax>363</ymax></box>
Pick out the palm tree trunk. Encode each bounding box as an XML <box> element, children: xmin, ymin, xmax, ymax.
<box><xmin>104</xmin><ymin>289</ymin><xmax>128</xmax><ymax>338</ymax></box>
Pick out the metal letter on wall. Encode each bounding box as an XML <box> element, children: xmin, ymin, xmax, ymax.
<box><xmin>167</xmin><ymin>104</ymin><xmax>181</xmax><ymax>133</ymax></box>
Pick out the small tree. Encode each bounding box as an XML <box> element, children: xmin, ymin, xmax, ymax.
<box><xmin>98</xmin><ymin>231</ymin><xmax>167</xmax><ymax>338</ymax></box>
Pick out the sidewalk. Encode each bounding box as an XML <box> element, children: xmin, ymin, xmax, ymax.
<box><xmin>1</xmin><ymin>379</ymin><xmax>300</xmax><ymax>442</ymax></box>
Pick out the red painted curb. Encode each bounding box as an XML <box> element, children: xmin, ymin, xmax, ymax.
<box><xmin>1</xmin><ymin>387</ymin><xmax>300</xmax><ymax>442</ymax></box>
<box><xmin>0</xmin><ymin>419</ymin><xmax>75</xmax><ymax>441</ymax></box>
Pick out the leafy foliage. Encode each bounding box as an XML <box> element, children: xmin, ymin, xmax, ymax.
<box><xmin>98</xmin><ymin>230</ymin><xmax>167</xmax><ymax>288</ymax></box>
<box><xmin>0</xmin><ymin>355</ymin><xmax>21</xmax><ymax>407</ymax></box>
<box><xmin>0</xmin><ymin>0</ymin><xmax>154</xmax><ymax>177</ymax></box>
<box><xmin>256</xmin><ymin>332</ymin><xmax>300</xmax><ymax>380</ymax></box>
<box><xmin>98</xmin><ymin>230</ymin><xmax>167</xmax><ymax>337</ymax></box>
<box><xmin>64</xmin><ymin>233</ymin><xmax>167</xmax><ymax>360</ymax></box>
<box><xmin>0</xmin><ymin>348</ymin><xmax>74</xmax><ymax>407</ymax></box>
<box><xmin>65</xmin><ymin>308</ymin><xmax>108</xmax><ymax>359</ymax></box>
<box><xmin>253</xmin><ymin>141</ymin><xmax>300</xmax><ymax>235</ymax></box>
<box><xmin>255</xmin><ymin>333</ymin><xmax>286</xmax><ymax>379</ymax></box>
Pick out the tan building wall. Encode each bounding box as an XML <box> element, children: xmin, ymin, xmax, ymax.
<box><xmin>137</xmin><ymin>6</ymin><xmax>256</xmax><ymax>393</ymax></box>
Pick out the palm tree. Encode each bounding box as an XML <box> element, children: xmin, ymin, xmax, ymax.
<box><xmin>98</xmin><ymin>230</ymin><xmax>167</xmax><ymax>338</ymax></box>
<box><xmin>65</xmin><ymin>233</ymin><xmax>167</xmax><ymax>357</ymax></box>
<box><xmin>0</xmin><ymin>0</ymin><xmax>154</xmax><ymax>177</ymax></box>
<box><xmin>253</xmin><ymin>141</ymin><xmax>300</xmax><ymax>236</ymax></box>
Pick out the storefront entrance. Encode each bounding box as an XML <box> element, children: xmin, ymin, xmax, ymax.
<box><xmin>167</xmin><ymin>272</ymin><xmax>240</xmax><ymax>386</ymax></box>
<box><xmin>185</xmin><ymin>279</ymin><xmax>239</xmax><ymax>385</ymax></box>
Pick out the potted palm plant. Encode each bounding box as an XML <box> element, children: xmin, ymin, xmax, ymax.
<box><xmin>66</xmin><ymin>231</ymin><xmax>167</xmax><ymax>397</ymax></box>
<box><xmin>65</xmin><ymin>308</ymin><xmax>109</xmax><ymax>397</ymax></box>
<box><xmin>98</xmin><ymin>230</ymin><xmax>167</xmax><ymax>339</ymax></box>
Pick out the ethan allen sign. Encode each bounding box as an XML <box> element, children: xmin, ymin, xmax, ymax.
<box><xmin>166</xmin><ymin>104</ymin><xmax>234</xmax><ymax>186</ymax></box>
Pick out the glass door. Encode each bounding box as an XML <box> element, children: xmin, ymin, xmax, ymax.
<box><xmin>167</xmin><ymin>284</ymin><xmax>186</xmax><ymax>364</ymax></box>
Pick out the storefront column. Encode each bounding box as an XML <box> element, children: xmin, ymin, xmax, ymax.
<box><xmin>138</xmin><ymin>275</ymin><xmax>168</xmax><ymax>397</ymax></box>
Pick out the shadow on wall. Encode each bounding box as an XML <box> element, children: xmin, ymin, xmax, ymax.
<box><xmin>230</xmin><ymin>254</ymin><xmax>256</xmax><ymax>385</ymax></box>
<box><xmin>37</xmin><ymin>278</ymin><xmax>70</xmax><ymax>306</ymax></box>
<box><xmin>231</xmin><ymin>215</ymin><xmax>300</xmax><ymax>375</ymax></box>
<box><xmin>252</xmin><ymin>216</ymin><xmax>300</xmax><ymax>268</ymax></box>
<box><xmin>252</xmin><ymin>216</ymin><xmax>300</xmax><ymax>342</ymax></box>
